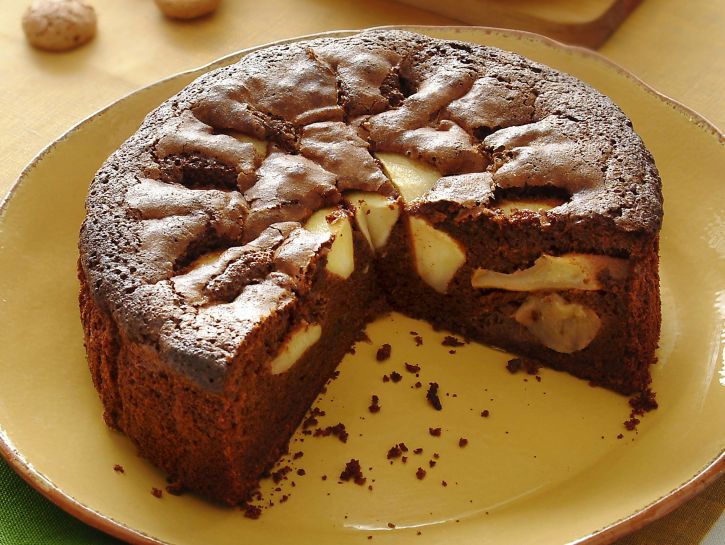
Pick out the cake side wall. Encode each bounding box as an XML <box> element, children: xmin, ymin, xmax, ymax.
<box><xmin>79</xmin><ymin>263</ymin><xmax>122</xmax><ymax>429</ymax></box>
<box><xmin>81</xmin><ymin>266</ymin><xmax>245</xmax><ymax>501</ymax></box>
<box><xmin>78</xmin><ymin>233</ymin><xmax>382</xmax><ymax>505</ymax></box>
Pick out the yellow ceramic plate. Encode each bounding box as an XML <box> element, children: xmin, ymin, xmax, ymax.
<box><xmin>0</xmin><ymin>27</ymin><xmax>723</xmax><ymax>545</ymax></box>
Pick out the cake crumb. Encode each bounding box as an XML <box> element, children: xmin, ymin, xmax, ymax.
<box><xmin>112</xmin><ymin>464</ymin><xmax>124</xmax><ymax>474</ymax></box>
<box><xmin>382</xmin><ymin>374</ymin><xmax>390</xmax><ymax>383</ymax></box>
<box><xmin>506</xmin><ymin>358</ymin><xmax>522</xmax><ymax>374</ymax></box>
<box><xmin>271</xmin><ymin>466</ymin><xmax>292</xmax><ymax>484</ymax></box>
<box><xmin>243</xmin><ymin>503</ymin><xmax>262</xmax><ymax>519</ymax></box>
<box><xmin>416</xmin><ymin>467</ymin><xmax>426</xmax><ymax>480</ymax></box>
<box><xmin>459</xmin><ymin>438</ymin><xmax>468</xmax><ymax>447</ymax></box>
<box><xmin>404</xmin><ymin>362</ymin><xmax>421</xmax><ymax>373</ymax></box>
<box><xmin>386</xmin><ymin>442</ymin><xmax>405</xmax><ymax>455</ymax></box>
<box><xmin>481</xmin><ymin>410</ymin><xmax>490</xmax><ymax>417</ymax></box>
<box><xmin>314</xmin><ymin>423</ymin><xmax>349</xmax><ymax>443</ymax></box>
<box><xmin>441</xmin><ymin>480</ymin><xmax>448</xmax><ymax>487</ymax></box>
<box><xmin>293</xmin><ymin>451</ymin><xmax>304</xmax><ymax>460</ymax></box>
<box><xmin>376</xmin><ymin>344</ymin><xmax>392</xmax><ymax>361</ymax></box>
<box><xmin>426</xmin><ymin>382</ymin><xmax>442</xmax><ymax>410</ymax></box>
<box><xmin>414</xmin><ymin>335</ymin><xmax>424</xmax><ymax>346</ymax></box>
<box><xmin>414</xmin><ymin>381</ymin><xmax>422</xmax><ymax>388</ymax></box>
<box><xmin>387</xmin><ymin>522</ymin><xmax>396</xmax><ymax>529</ymax></box>
<box><xmin>390</xmin><ymin>371</ymin><xmax>403</xmax><ymax>383</ymax></box>
<box><xmin>429</xmin><ymin>460</ymin><xmax>436</xmax><ymax>468</ymax></box>
<box><xmin>622</xmin><ymin>389</ymin><xmax>656</xmax><ymax>432</ymax></box>
<box><xmin>413</xmin><ymin>447</ymin><xmax>423</xmax><ymax>454</ymax></box>
<box><xmin>151</xmin><ymin>487</ymin><xmax>163</xmax><ymax>499</ymax></box>
<box><xmin>369</xmin><ymin>395</ymin><xmax>381</xmax><ymax>413</ymax></box>
<box><xmin>387</xmin><ymin>444</ymin><xmax>403</xmax><ymax>459</ymax></box>
<box><xmin>340</xmin><ymin>459</ymin><xmax>366</xmax><ymax>485</ymax></box>
<box><xmin>296</xmin><ymin>468</ymin><xmax>306</xmax><ymax>476</ymax></box>
<box><xmin>624</xmin><ymin>417</ymin><xmax>640</xmax><ymax>431</ymax></box>
<box><xmin>629</xmin><ymin>388</ymin><xmax>658</xmax><ymax>415</ymax></box>
<box><xmin>280</xmin><ymin>494</ymin><xmax>289</xmax><ymax>503</ymax></box>
<box><xmin>442</xmin><ymin>335</ymin><xmax>465</xmax><ymax>347</ymax></box>
<box><xmin>302</xmin><ymin>407</ymin><xmax>325</xmax><ymax>429</ymax></box>
<box><xmin>429</xmin><ymin>427</ymin><xmax>442</xmax><ymax>437</ymax></box>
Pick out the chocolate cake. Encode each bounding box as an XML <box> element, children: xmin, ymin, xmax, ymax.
<box><xmin>78</xmin><ymin>30</ymin><xmax>662</xmax><ymax>505</ymax></box>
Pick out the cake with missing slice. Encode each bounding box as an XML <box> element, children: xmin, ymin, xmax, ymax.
<box><xmin>78</xmin><ymin>30</ymin><xmax>662</xmax><ymax>505</ymax></box>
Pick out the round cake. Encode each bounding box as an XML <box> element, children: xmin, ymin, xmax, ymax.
<box><xmin>78</xmin><ymin>30</ymin><xmax>662</xmax><ymax>505</ymax></box>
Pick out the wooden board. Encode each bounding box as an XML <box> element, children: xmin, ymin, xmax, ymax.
<box><xmin>394</xmin><ymin>0</ymin><xmax>643</xmax><ymax>48</ymax></box>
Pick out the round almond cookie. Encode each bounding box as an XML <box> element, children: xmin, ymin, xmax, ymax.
<box><xmin>78</xmin><ymin>29</ymin><xmax>662</xmax><ymax>505</ymax></box>
<box><xmin>154</xmin><ymin>0</ymin><xmax>221</xmax><ymax>20</ymax></box>
<box><xmin>22</xmin><ymin>0</ymin><xmax>96</xmax><ymax>52</ymax></box>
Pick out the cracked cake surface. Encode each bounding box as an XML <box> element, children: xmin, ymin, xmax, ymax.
<box><xmin>78</xmin><ymin>29</ymin><xmax>662</xmax><ymax>504</ymax></box>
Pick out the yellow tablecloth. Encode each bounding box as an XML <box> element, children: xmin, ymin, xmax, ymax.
<box><xmin>0</xmin><ymin>1</ymin><xmax>722</xmax><ymax>543</ymax></box>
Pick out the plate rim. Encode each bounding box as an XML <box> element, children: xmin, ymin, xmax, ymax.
<box><xmin>1</xmin><ymin>25</ymin><xmax>723</xmax><ymax>545</ymax></box>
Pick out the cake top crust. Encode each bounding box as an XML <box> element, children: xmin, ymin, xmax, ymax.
<box><xmin>79</xmin><ymin>30</ymin><xmax>662</xmax><ymax>390</ymax></box>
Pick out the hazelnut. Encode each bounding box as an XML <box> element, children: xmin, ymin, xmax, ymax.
<box><xmin>22</xmin><ymin>0</ymin><xmax>97</xmax><ymax>52</ymax></box>
<box><xmin>154</xmin><ymin>0</ymin><xmax>221</xmax><ymax>20</ymax></box>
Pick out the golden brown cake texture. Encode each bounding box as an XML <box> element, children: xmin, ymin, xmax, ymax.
<box><xmin>78</xmin><ymin>30</ymin><xmax>662</xmax><ymax>505</ymax></box>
